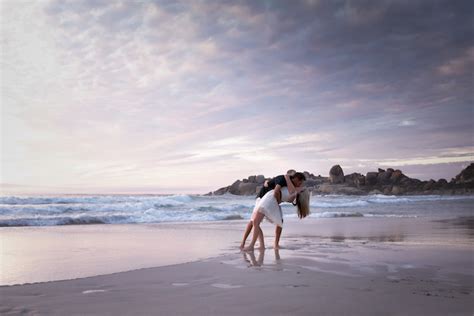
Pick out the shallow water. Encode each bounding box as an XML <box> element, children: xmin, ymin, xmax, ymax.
<box><xmin>1</xmin><ymin>214</ymin><xmax>473</xmax><ymax>286</ymax></box>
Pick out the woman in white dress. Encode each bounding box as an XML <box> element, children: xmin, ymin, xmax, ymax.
<box><xmin>242</xmin><ymin>176</ymin><xmax>311</xmax><ymax>252</ymax></box>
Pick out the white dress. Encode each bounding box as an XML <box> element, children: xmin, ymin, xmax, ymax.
<box><xmin>251</xmin><ymin>187</ymin><xmax>293</xmax><ymax>227</ymax></box>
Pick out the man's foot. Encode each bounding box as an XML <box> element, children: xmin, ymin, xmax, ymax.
<box><xmin>239</xmin><ymin>243</ymin><xmax>245</xmax><ymax>250</ymax></box>
<box><xmin>258</xmin><ymin>244</ymin><xmax>265</xmax><ymax>250</ymax></box>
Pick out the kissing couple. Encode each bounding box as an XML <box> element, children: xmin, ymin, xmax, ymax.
<box><xmin>240</xmin><ymin>170</ymin><xmax>311</xmax><ymax>251</ymax></box>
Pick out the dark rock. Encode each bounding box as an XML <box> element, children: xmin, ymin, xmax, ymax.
<box><xmin>238</xmin><ymin>182</ymin><xmax>258</xmax><ymax>195</ymax></box>
<box><xmin>317</xmin><ymin>183</ymin><xmax>365</xmax><ymax>195</ymax></box>
<box><xmin>455</xmin><ymin>163</ymin><xmax>474</xmax><ymax>184</ymax></box>
<box><xmin>390</xmin><ymin>170</ymin><xmax>404</xmax><ymax>183</ymax></box>
<box><xmin>209</xmin><ymin>187</ymin><xmax>229</xmax><ymax>195</ymax></box>
<box><xmin>366</xmin><ymin>172</ymin><xmax>378</xmax><ymax>185</ymax></box>
<box><xmin>437</xmin><ymin>178</ymin><xmax>448</xmax><ymax>186</ymax></box>
<box><xmin>256</xmin><ymin>175</ymin><xmax>265</xmax><ymax>184</ymax></box>
<box><xmin>391</xmin><ymin>186</ymin><xmax>404</xmax><ymax>195</ymax></box>
<box><xmin>209</xmin><ymin>164</ymin><xmax>474</xmax><ymax>196</ymax></box>
<box><xmin>377</xmin><ymin>171</ymin><xmax>392</xmax><ymax>184</ymax></box>
<box><xmin>329</xmin><ymin>165</ymin><xmax>345</xmax><ymax>184</ymax></box>
<box><xmin>344</xmin><ymin>173</ymin><xmax>366</xmax><ymax>187</ymax></box>
<box><xmin>423</xmin><ymin>180</ymin><xmax>436</xmax><ymax>191</ymax></box>
<box><xmin>228</xmin><ymin>180</ymin><xmax>242</xmax><ymax>194</ymax></box>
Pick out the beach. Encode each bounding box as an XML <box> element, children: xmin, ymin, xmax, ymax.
<box><xmin>1</xmin><ymin>215</ymin><xmax>473</xmax><ymax>315</ymax></box>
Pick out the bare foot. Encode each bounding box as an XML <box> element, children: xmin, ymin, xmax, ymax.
<box><xmin>258</xmin><ymin>244</ymin><xmax>265</xmax><ymax>250</ymax></box>
<box><xmin>243</xmin><ymin>246</ymin><xmax>254</xmax><ymax>252</ymax></box>
<box><xmin>239</xmin><ymin>244</ymin><xmax>245</xmax><ymax>250</ymax></box>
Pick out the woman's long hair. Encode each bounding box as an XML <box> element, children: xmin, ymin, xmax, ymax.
<box><xmin>296</xmin><ymin>189</ymin><xmax>311</xmax><ymax>218</ymax></box>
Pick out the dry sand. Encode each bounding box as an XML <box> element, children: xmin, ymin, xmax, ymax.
<box><xmin>1</xmin><ymin>217</ymin><xmax>473</xmax><ymax>315</ymax></box>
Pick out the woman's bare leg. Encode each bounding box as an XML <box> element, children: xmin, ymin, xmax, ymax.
<box><xmin>240</xmin><ymin>221</ymin><xmax>254</xmax><ymax>250</ymax></box>
<box><xmin>274</xmin><ymin>226</ymin><xmax>282</xmax><ymax>249</ymax></box>
<box><xmin>258</xmin><ymin>228</ymin><xmax>265</xmax><ymax>249</ymax></box>
<box><xmin>243</xmin><ymin>212</ymin><xmax>265</xmax><ymax>252</ymax></box>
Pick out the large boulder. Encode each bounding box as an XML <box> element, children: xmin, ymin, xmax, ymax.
<box><xmin>329</xmin><ymin>165</ymin><xmax>345</xmax><ymax>184</ymax></box>
<box><xmin>391</xmin><ymin>186</ymin><xmax>404</xmax><ymax>195</ymax></box>
<box><xmin>256</xmin><ymin>175</ymin><xmax>265</xmax><ymax>184</ymax></box>
<box><xmin>228</xmin><ymin>180</ymin><xmax>242</xmax><ymax>194</ymax></box>
<box><xmin>437</xmin><ymin>178</ymin><xmax>448</xmax><ymax>187</ymax></box>
<box><xmin>455</xmin><ymin>163</ymin><xmax>474</xmax><ymax>184</ymax></box>
<box><xmin>377</xmin><ymin>170</ymin><xmax>393</xmax><ymax>184</ymax></box>
<box><xmin>344</xmin><ymin>173</ymin><xmax>365</xmax><ymax>187</ymax></box>
<box><xmin>210</xmin><ymin>187</ymin><xmax>229</xmax><ymax>195</ymax></box>
<box><xmin>423</xmin><ymin>179</ymin><xmax>436</xmax><ymax>191</ymax></box>
<box><xmin>316</xmin><ymin>183</ymin><xmax>365</xmax><ymax>195</ymax></box>
<box><xmin>366</xmin><ymin>172</ymin><xmax>378</xmax><ymax>185</ymax></box>
<box><xmin>390</xmin><ymin>169</ymin><xmax>404</xmax><ymax>183</ymax></box>
<box><xmin>238</xmin><ymin>182</ymin><xmax>258</xmax><ymax>195</ymax></box>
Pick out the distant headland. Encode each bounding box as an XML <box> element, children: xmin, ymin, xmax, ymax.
<box><xmin>207</xmin><ymin>163</ymin><xmax>474</xmax><ymax>196</ymax></box>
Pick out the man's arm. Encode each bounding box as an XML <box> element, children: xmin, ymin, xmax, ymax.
<box><xmin>284</xmin><ymin>174</ymin><xmax>296</xmax><ymax>194</ymax></box>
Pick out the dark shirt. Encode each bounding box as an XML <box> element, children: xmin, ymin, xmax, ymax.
<box><xmin>256</xmin><ymin>175</ymin><xmax>288</xmax><ymax>198</ymax></box>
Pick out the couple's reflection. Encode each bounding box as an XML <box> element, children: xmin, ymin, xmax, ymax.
<box><xmin>242</xmin><ymin>248</ymin><xmax>281</xmax><ymax>267</ymax></box>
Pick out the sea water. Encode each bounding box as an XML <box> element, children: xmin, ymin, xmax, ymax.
<box><xmin>1</xmin><ymin>193</ymin><xmax>473</xmax><ymax>227</ymax></box>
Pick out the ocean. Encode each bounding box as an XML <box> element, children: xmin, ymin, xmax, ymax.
<box><xmin>1</xmin><ymin>193</ymin><xmax>473</xmax><ymax>227</ymax></box>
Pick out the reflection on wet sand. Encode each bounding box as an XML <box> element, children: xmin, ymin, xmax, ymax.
<box><xmin>433</xmin><ymin>216</ymin><xmax>474</xmax><ymax>237</ymax></box>
<box><xmin>242</xmin><ymin>248</ymin><xmax>281</xmax><ymax>267</ymax></box>
<box><xmin>330</xmin><ymin>234</ymin><xmax>406</xmax><ymax>243</ymax></box>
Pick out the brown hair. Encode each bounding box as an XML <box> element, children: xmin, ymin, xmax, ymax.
<box><xmin>291</xmin><ymin>172</ymin><xmax>306</xmax><ymax>182</ymax></box>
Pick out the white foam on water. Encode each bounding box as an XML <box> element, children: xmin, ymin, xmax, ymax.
<box><xmin>0</xmin><ymin>193</ymin><xmax>472</xmax><ymax>226</ymax></box>
<box><xmin>211</xmin><ymin>283</ymin><xmax>243</xmax><ymax>289</ymax></box>
<box><xmin>82</xmin><ymin>289</ymin><xmax>108</xmax><ymax>294</ymax></box>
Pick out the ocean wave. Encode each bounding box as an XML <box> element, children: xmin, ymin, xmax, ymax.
<box><xmin>0</xmin><ymin>194</ymin><xmax>194</xmax><ymax>206</ymax></box>
<box><xmin>0</xmin><ymin>193</ymin><xmax>470</xmax><ymax>227</ymax></box>
<box><xmin>0</xmin><ymin>215</ymin><xmax>131</xmax><ymax>227</ymax></box>
<box><xmin>310</xmin><ymin>200</ymin><xmax>369</xmax><ymax>208</ymax></box>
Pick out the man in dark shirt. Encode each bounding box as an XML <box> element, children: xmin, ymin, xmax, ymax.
<box><xmin>256</xmin><ymin>174</ymin><xmax>288</xmax><ymax>198</ymax></box>
<box><xmin>240</xmin><ymin>172</ymin><xmax>306</xmax><ymax>250</ymax></box>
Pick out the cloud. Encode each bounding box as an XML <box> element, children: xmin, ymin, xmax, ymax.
<box><xmin>1</xmin><ymin>0</ymin><xmax>473</xmax><ymax>193</ymax></box>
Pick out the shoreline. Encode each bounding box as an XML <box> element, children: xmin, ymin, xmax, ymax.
<box><xmin>1</xmin><ymin>216</ymin><xmax>473</xmax><ymax>286</ymax></box>
<box><xmin>1</xmin><ymin>216</ymin><xmax>473</xmax><ymax>315</ymax></box>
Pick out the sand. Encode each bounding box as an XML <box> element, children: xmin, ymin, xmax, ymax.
<box><xmin>1</xmin><ymin>217</ymin><xmax>473</xmax><ymax>315</ymax></box>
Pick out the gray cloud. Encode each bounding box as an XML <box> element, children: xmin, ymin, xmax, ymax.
<box><xmin>2</xmin><ymin>0</ymin><xmax>472</xmax><ymax>193</ymax></box>
<box><xmin>42</xmin><ymin>0</ymin><xmax>473</xmax><ymax>158</ymax></box>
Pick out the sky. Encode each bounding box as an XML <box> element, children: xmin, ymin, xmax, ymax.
<box><xmin>1</xmin><ymin>0</ymin><xmax>473</xmax><ymax>195</ymax></box>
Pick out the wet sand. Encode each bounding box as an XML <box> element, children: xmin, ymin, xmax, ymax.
<box><xmin>1</xmin><ymin>217</ymin><xmax>473</xmax><ymax>315</ymax></box>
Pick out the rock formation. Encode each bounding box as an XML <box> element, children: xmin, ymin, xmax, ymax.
<box><xmin>207</xmin><ymin>163</ymin><xmax>474</xmax><ymax>196</ymax></box>
<box><xmin>329</xmin><ymin>165</ymin><xmax>344</xmax><ymax>184</ymax></box>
